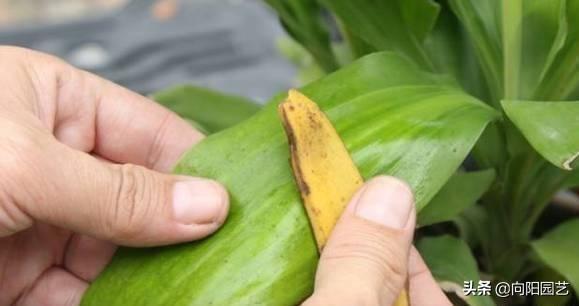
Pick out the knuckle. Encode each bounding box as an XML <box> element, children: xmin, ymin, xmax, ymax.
<box><xmin>0</xmin><ymin>121</ymin><xmax>45</xmax><ymax>236</ymax></box>
<box><xmin>323</xmin><ymin>220</ymin><xmax>408</xmax><ymax>292</ymax></box>
<box><xmin>104</xmin><ymin>164</ymin><xmax>159</xmax><ymax>241</ymax></box>
<box><xmin>0</xmin><ymin>194</ymin><xmax>32</xmax><ymax>236</ymax></box>
<box><xmin>146</xmin><ymin>110</ymin><xmax>173</xmax><ymax>170</ymax></box>
<box><xmin>0</xmin><ymin>120</ymin><xmax>47</xmax><ymax>186</ymax></box>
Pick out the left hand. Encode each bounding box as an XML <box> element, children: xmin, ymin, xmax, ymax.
<box><xmin>0</xmin><ymin>47</ymin><xmax>229</xmax><ymax>305</ymax></box>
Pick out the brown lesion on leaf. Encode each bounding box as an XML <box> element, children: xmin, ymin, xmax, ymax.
<box><xmin>279</xmin><ymin>101</ymin><xmax>311</xmax><ymax>196</ymax></box>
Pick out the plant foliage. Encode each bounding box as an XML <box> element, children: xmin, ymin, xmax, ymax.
<box><xmin>84</xmin><ymin>1</ymin><xmax>579</xmax><ymax>305</ymax></box>
<box><xmin>263</xmin><ymin>0</ymin><xmax>579</xmax><ymax>304</ymax></box>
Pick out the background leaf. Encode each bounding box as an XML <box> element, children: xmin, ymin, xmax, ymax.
<box><xmin>153</xmin><ymin>85</ymin><xmax>261</xmax><ymax>134</ymax></box>
<box><xmin>418</xmin><ymin>169</ymin><xmax>495</xmax><ymax>227</ymax></box>
<box><xmin>502</xmin><ymin>0</ymin><xmax>522</xmax><ymax>99</ymax></box>
<box><xmin>532</xmin><ymin>219</ymin><xmax>579</xmax><ymax>298</ymax></box>
<box><xmin>417</xmin><ymin>235</ymin><xmax>496</xmax><ymax>306</ymax></box>
<box><xmin>534</xmin><ymin>0</ymin><xmax>579</xmax><ymax>100</ymax></box>
<box><xmin>320</xmin><ymin>0</ymin><xmax>439</xmax><ymax>69</ymax></box>
<box><xmin>532</xmin><ymin>267</ymin><xmax>572</xmax><ymax>306</ymax></box>
<box><xmin>448</xmin><ymin>0</ymin><xmax>503</xmax><ymax>103</ymax></box>
<box><xmin>519</xmin><ymin>0</ymin><xmax>567</xmax><ymax>99</ymax></box>
<box><xmin>502</xmin><ymin>100</ymin><xmax>579</xmax><ymax>170</ymax></box>
<box><xmin>423</xmin><ymin>1</ymin><xmax>489</xmax><ymax>101</ymax></box>
<box><xmin>264</xmin><ymin>0</ymin><xmax>339</xmax><ymax>71</ymax></box>
<box><xmin>82</xmin><ymin>53</ymin><xmax>496</xmax><ymax>306</ymax></box>
<box><xmin>454</xmin><ymin>205</ymin><xmax>489</xmax><ymax>249</ymax></box>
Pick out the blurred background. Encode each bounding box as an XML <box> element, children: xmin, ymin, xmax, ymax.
<box><xmin>0</xmin><ymin>0</ymin><xmax>297</xmax><ymax>102</ymax></box>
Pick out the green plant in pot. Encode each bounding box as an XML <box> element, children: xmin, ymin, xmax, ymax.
<box><xmin>82</xmin><ymin>0</ymin><xmax>579</xmax><ymax>305</ymax></box>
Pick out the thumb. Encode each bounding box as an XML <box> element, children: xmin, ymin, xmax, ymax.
<box><xmin>1</xmin><ymin>135</ymin><xmax>229</xmax><ymax>246</ymax></box>
<box><xmin>305</xmin><ymin>176</ymin><xmax>415</xmax><ymax>306</ymax></box>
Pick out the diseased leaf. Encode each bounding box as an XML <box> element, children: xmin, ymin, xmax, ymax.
<box><xmin>502</xmin><ymin>100</ymin><xmax>579</xmax><ymax>170</ymax></box>
<box><xmin>321</xmin><ymin>0</ymin><xmax>439</xmax><ymax>68</ymax></box>
<box><xmin>278</xmin><ymin>89</ymin><xmax>364</xmax><ymax>250</ymax></box>
<box><xmin>154</xmin><ymin>85</ymin><xmax>260</xmax><ymax>134</ymax></box>
<box><xmin>532</xmin><ymin>219</ymin><xmax>579</xmax><ymax>299</ymax></box>
<box><xmin>82</xmin><ymin>53</ymin><xmax>496</xmax><ymax>306</ymax></box>
<box><xmin>417</xmin><ymin>235</ymin><xmax>496</xmax><ymax>306</ymax></box>
<box><xmin>418</xmin><ymin>169</ymin><xmax>495</xmax><ymax>227</ymax></box>
<box><xmin>279</xmin><ymin>89</ymin><xmax>410</xmax><ymax>306</ymax></box>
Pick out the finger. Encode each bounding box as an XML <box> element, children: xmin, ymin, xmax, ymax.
<box><xmin>11</xmin><ymin>46</ymin><xmax>203</xmax><ymax>172</ymax></box>
<box><xmin>15</xmin><ymin>267</ymin><xmax>87</xmax><ymax>306</ymax></box>
<box><xmin>409</xmin><ymin>247</ymin><xmax>452</xmax><ymax>306</ymax></box>
<box><xmin>64</xmin><ymin>234</ymin><xmax>117</xmax><ymax>282</ymax></box>
<box><xmin>1</xmin><ymin>134</ymin><xmax>229</xmax><ymax>246</ymax></box>
<box><xmin>305</xmin><ymin>176</ymin><xmax>416</xmax><ymax>306</ymax></box>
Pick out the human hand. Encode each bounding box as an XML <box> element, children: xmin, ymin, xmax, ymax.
<box><xmin>0</xmin><ymin>47</ymin><xmax>229</xmax><ymax>305</ymax></box>
<box><xmin>304</xmin><ymin>176</ymin><xmax>452</xmax><ymax>306</ymax></box>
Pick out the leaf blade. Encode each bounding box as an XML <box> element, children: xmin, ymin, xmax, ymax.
<box><xmin>82</xmin><ymin>52</ymin><xmax>497</xmax><ymax>306</ymax></box>
<box><xmin>418</xmin><ymin>169</ymin><xmax>495</xmax><ymax>227</ymax></box>
<box><xmin>532</xmin><ymin>219</ymin><xmax>579</xmax><ymax>299</ymax></box>
<box><xmin>321</xmin><ymin>0</ymin><xmax>439</xmax><ymax>69</ymax></box>
<box><xmin>417</xmin><ymin>235</ymin><xmax>496</xmax><ymax>306</ymax></box>
<box><xmin>153</xmin><ymin>85</ymin><xmax>260</xmax><ymax>134</ymax></box>
<box><xmin>448</xmin><ymin>0</ymin><xmax>503</xmax><ymax>102</ymax></box>
<box><xmin>265</xmin><ymin>0</ymin><xmax>339</xmax><ymax>72</ymax></box>
<box><xmin>502</xmin><ymin>100</ymin><xmax>579</xmax><ymax>170</ymax></box>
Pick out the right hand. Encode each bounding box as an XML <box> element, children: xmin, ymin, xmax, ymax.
<box><xmin>304</xmin><ymin>176</ymin><xmax>452</xmax><ymax>306</ymax></box>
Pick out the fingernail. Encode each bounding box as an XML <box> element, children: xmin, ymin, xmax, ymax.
<box><xmin>354</xmin><ymin>176</ymin><xmax>414</xmax><ymax>229</ymax></box>
<box><xmin>172</xmin><ymin>179</ymin><xmax>227</xmax><ymax>225</ymax></box>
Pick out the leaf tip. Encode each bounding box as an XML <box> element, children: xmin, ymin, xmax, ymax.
<box><xmin>563</xmin><ymin>151</ymin><xmax>579</xmax><ymax>171</ymax></box>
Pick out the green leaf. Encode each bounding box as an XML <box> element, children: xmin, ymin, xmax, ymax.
<box><xmin>448</xmin><ymin>0</ymin><xmax>503</xmax><ymax>103</ymax></box>
<box><xmin>519</xmin><ymin>0</ymin><xmax>567</xmax><ymax>99</ymax></box>
<box><xmin>277</xmin><ymin>37</ymin><xmax>325</xmax><ymax>84</ymax></box>
<box><xmin>417</xmin><ymin>235</ymin><xmax>496</xmax><ymax>306</ymax></box>
<box><xmin>265</xmin><ymin>0</ymin><xmax>339</xmax><ymax>72</ymax></box>
<box><xmin>565</xmin><ymin>170</ymin><xmax>579</xmax><ymax>188</ymax></box>
<box><xmin>471</xmin><ymin>121</ymin><xmax>508</xmax><ymax>172</ymax></box>
<box><xmin>502</xmin><ymin>100</ymin><xmax>579</xmax><ymax>170</ymax></box>
<box><xmin>502</xmin><ymin>0</ymin><xmax>523</xmax><ymax>99</ymax></box>
<box><xmin>82</xmin><ymin>52</ymin><xmax>497</xmax><ymax>306</ymax></box>
<box><xmin>532</xmin><ymin>267</ymin><xmax>572</xmax><ymax>306</ymax></box>
<box><xmin>534</xmin><ymin>0</ymin><xmax>579</xmax><ymax>100</ymax></box>
<box><xmin>153</xmin><ymin>85</ymin><xmax>261</xmax><ymax>134</ymax></box>
<box><xmin>532</xmin><ymin>219</ymin><xmax>579</xmax><ymax>298</ymax></box>
<box><xmin>423</xmin><ymin>2</ymin><xmax>489</xmax><ymax>101</ymax></box>
<box><xmin>418</xmin><ymin>169</ymin><xmax>495</xmax><ymax>227</ymax></box>
<box><xmin>321</xmin><ymin>0</ymin><xmax>439</xmax><ymax>69</ymax></box>
<box><xmin>339</xmin><ymin>25</ymin><xmax>377</xmax><ymax>59</ymax></box>
<box><xmin>454</xmin><ymin>204</ymin><xmax>489</xmax><ymax>249</ymax></box>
